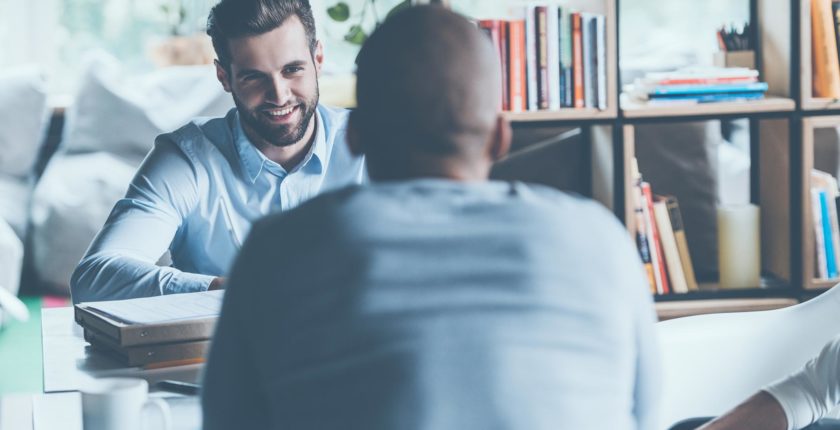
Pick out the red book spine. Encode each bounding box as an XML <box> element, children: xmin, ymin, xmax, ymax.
<box><xmin>642</xmin><ymin>182</ymin><xmax>670</xmax><ymax>294</ymax></box>
<box><xmin>571</xmin><ymin>13</ymin><xmax>584</xmax><ymax>108</ymax></box>
<box><xmin>535</xmin><ymin>6</ymin><xmax>550</xmax><ymax>109</ymax></box>
<box><xmin>500</xmin><ymin>22</ymin><xmax>510</xmax><ymax>111</ymax></box>
<box><xmin>508</xmin><ymin>19</ymin><xmax>527</xmax><ymax>112</ymax></box>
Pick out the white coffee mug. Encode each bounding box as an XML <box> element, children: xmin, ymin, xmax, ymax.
<box><xmin>81</xmin><ymin>377</ymin><xmax>172</xmax><ymax>430</ymax></box>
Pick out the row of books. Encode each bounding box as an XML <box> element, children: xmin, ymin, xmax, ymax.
<box><xmin>477</xmin><ymin>5</ymin><xmax>607</xmax><ymax>112</ymax></box>
<box><xmin>810</xmin><ymin>169</ymin><xmax>840</xmax><ymax>280</ymax></box>
<box><xmin>625</xmin><ymin>67</ymin><xmax>768</xmax><ymax>105</ymax></box>
<box><xmin>74</xmin><ymin>291</ymin><xmax>221</xmax><ymax>367</ymax></box>
<box><xmin>632</xmin><ymin>160</ymin><xmax>699</xmax><ymax>295</ymax></box>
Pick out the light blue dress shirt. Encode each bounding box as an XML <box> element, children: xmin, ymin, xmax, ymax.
<box><xmin>70</xmin><ymin>105</ymin><xmax>365</xmax><ymax>303</ymax></box>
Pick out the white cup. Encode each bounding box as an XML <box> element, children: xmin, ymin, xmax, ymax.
<box><xmin>81</xmin><ymin>377</ymin><xmax>172</xmax><ymax>430</ymax></box>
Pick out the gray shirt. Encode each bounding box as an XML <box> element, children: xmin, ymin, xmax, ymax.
<box><xmin>203</xmin><ymin>179</ymin><xmax>659</xmax><ymax>430</ymax></box>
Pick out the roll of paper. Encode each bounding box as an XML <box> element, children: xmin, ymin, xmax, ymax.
<box><xmin>717</xmin><ymin>204</ymin><xmax>761</xmax><ymax>289</ymax></box>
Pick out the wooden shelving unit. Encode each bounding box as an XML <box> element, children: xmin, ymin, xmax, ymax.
<box><xmin>492</xmin><ymin>0</ymin><xmax>840</xmax><ymax>319</ymax></box>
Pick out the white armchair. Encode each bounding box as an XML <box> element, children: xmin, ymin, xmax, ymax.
<box><xmin>657</xmin><ymin>285</ymin><xmax>840</xmax><ymax>430</ymax></box>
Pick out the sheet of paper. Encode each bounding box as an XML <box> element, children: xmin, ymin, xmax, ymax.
<box><xmin>83</xmin><ymin>290</ymin><xmax>224</xmax><ymax>325</ymax></box>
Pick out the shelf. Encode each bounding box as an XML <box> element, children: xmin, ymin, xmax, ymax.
<box><xmin>620</xmin><ymin>96</ymin><xmax>795</xmax><ymax>119</ymax></box>
<box><xmin>807</xmin><ymin>279</ymin><xmax>840</xmax><ymax>290</ymax></box>
<box><xmin>502</xmin><ymin>108</ymin><xmax>616</xmax><ymax>123</ymax></box>
<box><xmin>802</xmin><ymin>98</ymin><xmax>840</xmax><ymax>111</ymax></box>
<box><xmin>655</xmin><ymin>297</ymin><xmax>798</xmax><ymax>321</ymax></box>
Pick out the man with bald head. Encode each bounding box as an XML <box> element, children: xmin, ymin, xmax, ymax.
<box><xmin>203</xmin><ymin>5</ymin><xmax>659</xmax><ymax>429</ymax></box>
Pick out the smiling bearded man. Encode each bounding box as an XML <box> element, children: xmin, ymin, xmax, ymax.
<box><xmin>70</xmin><ymin>0</ymin><xmax>366</xmax><ymax>304</ymax></box>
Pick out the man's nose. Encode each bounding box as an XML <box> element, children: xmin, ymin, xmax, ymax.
<box><xmin>266</xmin><ymin>73</ymin><xmax>292</xmax><ymax>104</ymax></box>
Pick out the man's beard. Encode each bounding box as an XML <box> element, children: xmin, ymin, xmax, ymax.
<box><xmin>234</xmin><ymin>87</ymin><xmax>319</xmax><ymax>147</ymax></box>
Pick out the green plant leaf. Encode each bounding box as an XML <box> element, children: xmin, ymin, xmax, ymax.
<box><xmin>327</xmin><ymin>2</ymin><xmax>351</xmax><ymax>22</ymax></box>
<box><xmin>385</xmin><ymin>0</ymin><xmax>410</xmax><ymax>20</ymax></box>
<box><xmin>344</xmin><ymin>25</ymin><xmax>367</xmax><ymax>45</ymax></box>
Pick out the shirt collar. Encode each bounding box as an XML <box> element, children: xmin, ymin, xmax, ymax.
<box><xmin>233</xmin><ymin>107</ymin><xmax>326</xmax><ymax>184</ymax></box>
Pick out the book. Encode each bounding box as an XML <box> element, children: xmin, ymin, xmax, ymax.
<box><xmin>664</xmin><ymin>196</ymin><xmax>699</xmax><ymax>292</ymax></box>
<box><xmin>643</xmin><ymin>82</ymin><xmax>769</xmax><ymax>96</ymax></box>
<box><xmin>812</xmin><ymin>0</ymin><xmax>840</xmax><ymax>98</ymax></box>
<box><xmin>595</xmin><ymin>14</ymin><xmax>607</xmax><ymax>110</ymax></box>
<box><xmin>525</xmin><ymin>6</ymin><xmax>538</xmax><ymax>111</ymax></box>
<box><xmin>811</xmin><ymin>169</ymin><xmax>840</xmax><ymax>277</ymax></box>
<box><xmin>645</xmin><ymin>92</ymin><xmax>766</xmax><ymax>104</ymax></box>
<box><xmin>820</xmin><ymin>189</ymin><xmax>838</xmax><ymax>278</ymax></box>
<box><xmin>811</xmin><ymin>187</ymin><xmax>829</xmax><ymax>279</ymax></box>
<box><xmin>559</xmin><ymin>7</ymin><xmax>573</xmax><ymax>107</ymax></box>
<box><xmin>74</xmin><ymin>290</ymin><xmax>222</xmax><ymax>347</ymax></box>
<box><xmin>581</xmin><ymin>13</ymin><xmax>596</xmax><ymax>108</ymax></box>
<box><xmin>85</xmin><ymin>326</ymin><xmax>210</xmax><ymax>367</ymax></box>
<box><xmin>634</xmin><ymin>185</ymin><xmax>657</xmax><ymax>293</ymax></box>
<box><xmin>535</xmin><ymin>6</ymin><xmax>550</xmax><ymax>109</ymax></box>
<box><xmin>571</xmin><ymin>12</ymin><xmax>584</xmax><ymax>108</ymax></box>
<box><xmin>546</xmin><ymin>5</ymin><xmax>561</xmax><ymax>110</ymax></box>
<box><xmin>654</xmin><ymin>199</ymin><xmax>689</xmax><ymax>294</ymax></box>
<box><xmin>508</xmin><ymin>19</ymin><xmax>527</xmax><ymax>112</ymax></box>
<box><xmin>642</xmin><ymin>182</ymin><xmax>670</xmax><ymax>294</ymax></box>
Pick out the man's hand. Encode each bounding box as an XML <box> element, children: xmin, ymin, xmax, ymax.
<box><xmin>209</xmin><ymin>277</ymin><xmax>226</xmax><ymax>291</ymax></box>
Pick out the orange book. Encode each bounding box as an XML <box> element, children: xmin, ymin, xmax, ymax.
<box><xmin>571</xmin><ymin>13</ymin><xmax>585</xmax><ymax>108</ymax></box>
<box><xmin>507</xmin><ymin>19</ymin><xmax>527</xmax><ymax>112</ymax></box>
<box><xmin>813</xmin><ymin>0</ymin><xmax>840</xmax><ymax>97</ymax></box>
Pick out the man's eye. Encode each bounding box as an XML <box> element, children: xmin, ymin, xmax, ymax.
<box><xmin>285</xmin><ymin>67</ymin><xmax>303</xmax><ymax>74</ymax></box>
<box><xmin>241</xmin><ymin>74</ymin><xmax>260</xmax><ymax>82</ymax></box>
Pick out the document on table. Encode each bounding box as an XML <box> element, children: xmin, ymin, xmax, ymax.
<box><xmin>82</xmin><ymin>290</ymin><xmax>224</xmax><ymax>325</ymax></box>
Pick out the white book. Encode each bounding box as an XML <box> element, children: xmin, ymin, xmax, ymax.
<box><xmin>546</xmin><ymin>4</ymin><xmax>561</xmax><ymax>110</ymax></box>
<box><xmin>581</xmin><ymin>13</ymin><xmax>595</xmax><ymax>108</ymax></box>
<box><xmin>82</xmin><ymin>290</ymin><xmax>224</xmax><ymax>325</ymax></box>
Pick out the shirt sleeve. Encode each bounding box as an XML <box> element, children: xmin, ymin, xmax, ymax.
<box><xmin>763</xmin><ymin>335</ymin><xmax>840</xmax><ymax>430</ymax></box>
<box><xmin>70</xmin><ymin>136</ymin><xmax>213</xmax><ymax>303</ymax></box>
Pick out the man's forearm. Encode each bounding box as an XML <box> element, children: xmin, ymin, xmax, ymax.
<box><xmin>698</xmin><ymin>391</ymin><xmax>787</xmax><ymax>430</ymax></box>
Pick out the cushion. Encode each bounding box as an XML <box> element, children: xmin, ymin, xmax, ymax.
<box><xmin>61</xmin><ymin>51</ymin><xmax>233</xmax><ymax>162</ymax></box>
<box><xmin>0</xmin><ymin>216</ymin><xmax>23</xmax><ymax>297</ymax></box>
<box><xmin>0</xmin><ymin>175</ymin><xmax>32</xmax><ymax>239</ymax></box>
<box><xmin>0</xmin><ymin>65</ymin><xmax>49</xmax><ymax>178</ymax></box>
<box><xmin>30</xmin><ymin>152</ymin><xmax>137</xmax><ymax>292</ymax></box>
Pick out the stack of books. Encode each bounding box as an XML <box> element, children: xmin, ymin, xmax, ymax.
<box><xmin>626</xmin><ymin>67</ymin><xmax>768</xmax><ymax>105</ymax></box>
<box><xmin>811</xmin><ymin>169</ymin><xmax>840</xmax><ymax>281</ymax></box>
<box><xmin>477</xmin><ymin>5</ymin><xmax>607</xmax><ymax>112</ymax></box>
<box><xmin>632</xmin><ymin>160</ymin><xmax>699</xmax><ymax>295</ymax></box>
<box><xmin>74</xmin><ymin>291</ymin><xmax>223</xmax><ymax>367</ymax></box>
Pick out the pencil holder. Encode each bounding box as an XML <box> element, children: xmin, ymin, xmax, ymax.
<box><xmin>713</xmin><ymin>50</ymin><xmax>756</xmax><ymax>69</ymax></box>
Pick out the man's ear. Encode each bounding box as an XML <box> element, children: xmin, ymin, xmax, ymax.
<box><xmin>215</xmin><ymin>60</ymin><xmax>232</xmax><ymax>93</ymax></box>
<box><xmin>313</xmin><ymin>41</ymin><xmax>324</xmax><ymax>77</ymax></box>
<box><xmin>347</xmin><ymin>110</ymin><xmax>365</xmax><ymax>156</ymax></box>
<box><xmin>488</xmin><ymin>115</ymin><xmax>511</xmax><ymax>162</ymax></box>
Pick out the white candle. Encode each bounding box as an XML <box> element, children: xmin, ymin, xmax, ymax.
<box><xmin>717</xmin><ymin>204</ymin><xmax>761</xmax><ymax>289</ymax></box>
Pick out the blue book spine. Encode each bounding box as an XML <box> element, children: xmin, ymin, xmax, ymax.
<box><xmin>648</xmin><ymin>92</ymin><xmax>765</xmax><ymax>103</ymax></box>
<box><xmin>650</xmin><ymin>82</ymin><xmax>769</xmax><ymax>96</ymax></box>
<box><xmin>820</xmin><ymin>190</ymin><xmax>838</xmax><ymax>278</ymax></box>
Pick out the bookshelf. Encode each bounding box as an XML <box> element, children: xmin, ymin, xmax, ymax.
<box><xmin>488</xmin><ymin>0</ymin><xmax>840</xmax><ymax>320</ymax></box>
